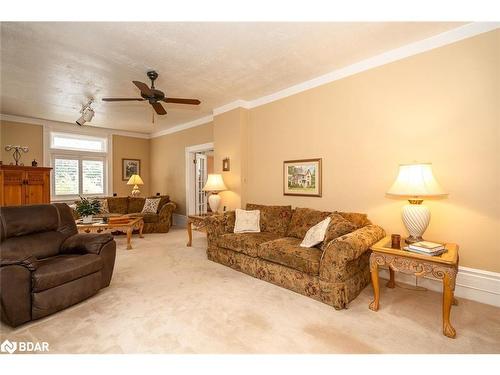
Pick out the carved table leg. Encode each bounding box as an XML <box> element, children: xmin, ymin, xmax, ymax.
<box><xmin>387</xmin><ymin>267</ymin><xmax>396</xmax><ymax>288</ymax></box>
<box><xmin>126</xmin><ymin>227</ymin><xmax>133</xmax><ymax>250</ymax></box>
<box><xmin>186</xmin><ymin>220</ymin><xmax>192</xmax><ymax>247</ymax></box>
<box><xmin>442</xmin><ymin>274</ymin><xmax>456</xmax><ymax>338</ymax></box>
<box><xmin>138</xmin><ymin>220</ymin><xmax>144</xmax><ymax>238</ymax></box>
<box><xmin>369</xmin><ymin>261</ymin><xmax>380</xmax><ymax>311</ymax></box>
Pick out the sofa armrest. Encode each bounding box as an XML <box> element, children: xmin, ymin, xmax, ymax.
<box><xmin>158</xmin><ymin>201</ymin><xmax>176</xmax><ymax>223</ymax></box>
<box><xmin>319</xmin><ymin>224</ymin><xmax>385</xmax><ymax>282</ymax></box>
<box><xmin>60</xmin><ymin>233</ymin><xmax>114</xmax><ymax>255</ymax></box>
<box><xmin>206</xmin><ymin>211</ymin><xmax>233</xmax><ymax>246</ymax></box>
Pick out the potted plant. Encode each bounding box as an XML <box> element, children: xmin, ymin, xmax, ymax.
<box><xmin>75</xmin><ymin>196</ymin><xmax>101</xmax><ymax>223</ymax></box>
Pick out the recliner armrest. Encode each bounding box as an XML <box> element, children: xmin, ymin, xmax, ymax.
<box><xmin>0</xmin><ymin>237</ymin><xmax>38</xmax><ymax>270</ymax></box>
<box><xmin>0</xmin><ymin>246</ymin><xmax>38</xmax><ymax>270</ymax></box>
<box><xmin>60</xmin><ymin>233</ymin><xmax>114</xmax><ymax>255</ymax></box>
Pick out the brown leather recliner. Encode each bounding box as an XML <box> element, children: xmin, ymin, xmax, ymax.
<box><xmin>0</xmin><ymin>203</ymin><xmax>116</xmax><ymax>327</ymax></box>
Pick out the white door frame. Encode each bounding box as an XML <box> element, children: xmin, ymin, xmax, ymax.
<box><xmin>185</xmin><ymin>142</ymin><xmax>214</xmax><ymax>216</ymax></box>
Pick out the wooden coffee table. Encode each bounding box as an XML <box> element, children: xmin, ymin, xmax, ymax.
<box><xmin>76</xmin><ymin>217</ymin><xmax>144</xmax><ymax>250</ymax></box>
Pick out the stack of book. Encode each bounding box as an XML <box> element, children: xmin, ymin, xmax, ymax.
<box><xmin>404</xmin><ymin>241</ymin><xmax>446</xmax><ymax>256</ymax></box>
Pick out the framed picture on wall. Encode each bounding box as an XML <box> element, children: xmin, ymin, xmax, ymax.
<box><xmin>283</xmin><ymin>158</ymin><xmax>322</xmax><ymax>197</ymax></box>
<box><xmin>122</xmin><ymin>159</ymin><xmax>141</xmax><ymax>181</ymax></box>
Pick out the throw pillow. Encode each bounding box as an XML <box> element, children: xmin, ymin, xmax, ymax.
<box><xmin>234</xmin><ymin>209</ymin><xmax>261</xmax><ymax>233</ymax></box>
<box><xmin>97</xmin><ymin>198</ymin><xmax>109</xmax><ymax>214</ymax></box>
<box><xmin>300</xmin><ymin>217</ymin><xmax>331</xmax><ymax>248</ymax></box>
<box><xmin>320</xmin><ymin>213</ymin><xmax>358</xmax><ymax>250</ymax></box>
<box><xmin>142</xmin><ymin>198</ymin><xmax>161</xmax><ymax>214</ymax></box>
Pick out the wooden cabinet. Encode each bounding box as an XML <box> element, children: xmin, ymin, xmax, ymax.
<box><xmin>0</xmin><ymin>165</ymin><xmax>52</xmax><ymax>206</ymax></box>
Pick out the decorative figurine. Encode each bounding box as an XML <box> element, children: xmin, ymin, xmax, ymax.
<box><xmin>4</xmin><ymin>145</ymin><xmax>29</xmax><ymax>166</ymax></box>
<box><xmin>32</xmin><ymin>159</ymin><xmax>38</xmax><ymax>167</ymax></box>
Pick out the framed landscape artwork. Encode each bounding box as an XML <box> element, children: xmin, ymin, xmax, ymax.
<box><xmin>283</xmin><ymin>158</ymin><xmax>322</xmax><ymax>197</ymax></box>
<box><xmin>122</xmin><ymin>159</ymin><xmax>141</xmax><ymax>181</ymax></box>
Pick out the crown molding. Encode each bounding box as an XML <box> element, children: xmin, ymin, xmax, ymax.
<box><xmin>4</xmin><ymin>23</ymin><xmax>498</xmax><ymax>139</ymax></box>
<box><xmin>0</xmin><ymin>113</ymin><xmax>151</xmax><ymax>139</ymax></box>
<box><xmin>244</xmin><ymin>22</ymin><xmax>499</xmax><ymax>109</ymax></box>
<box><xmin>149</xmin><ymin>115</ymin><xmax>214</xmax><ymax>138</ymax></box>
<box><xmin>212</xmin><ymin>100</ymin><xmax>251</xmax><ymax>116</ymax></box>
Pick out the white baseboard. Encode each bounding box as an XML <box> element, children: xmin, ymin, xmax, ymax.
<box><xmin>173</xmin><ymin>213</ymin><xmax>188</xmax><ymax>227</ymax></box>
<box><xmin>379</xmin><ymin>266</ymin><xmax>500</xmax><ymax>307</ymax></box>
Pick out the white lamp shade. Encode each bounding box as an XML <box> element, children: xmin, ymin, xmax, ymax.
<box><xmin>127</xmin><ymin>174</ymin><xmax>144</xmax><ymax>185</ymax></box>
<box><xmin>203</xmin><ymin>174</ymin><xmax>227</xmax><ymax>192</ymax></box>
<box><xmin>387</xmin><ymin>163</ymin><xmax>447</xmax><ymax>198</ymax></box>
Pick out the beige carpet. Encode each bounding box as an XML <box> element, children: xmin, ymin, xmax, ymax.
<box><xmin>2</xmin><ymin>227</ymin><xmax>499</xmax><ymax>354</ymax></box>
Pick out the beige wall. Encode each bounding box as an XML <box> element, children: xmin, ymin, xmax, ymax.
<box><xmin>243</xmin><ymin>30</ymin><xmax>499</xmax><ymax>273</ymax></box>
<box><xmin>112</xmin><ymin>135</ymin><xmax>151</xmax><ymax>197</ymax></box>
<box><xmin>0</xmin><ymin>121</ymin><xmax>44</xmax><ymax>166</ymax></box>
<box><xmin>150</xmin><ymin>122</ymin><xmax>214</xmax><ymax>215</ymax></box>
<box><xmin>214</xmin><ymin>108</ymin><xmax>249</xmax><ymax>211</ymax></box>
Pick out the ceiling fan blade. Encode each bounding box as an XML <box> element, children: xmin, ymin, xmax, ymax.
<box><xmin>102</xmin><ymin>98</ymin><xmax>145</xmax><ymax>101</ymax></box>
<box><xmin>163</xmin><ymin>97</ymin><xmax>201</xmax><ymax>105</ymax></box>
<box><xmin>151</xmin><ymin>102</ymin><xmax>167</xmax><ymax>115</ymax></box>
<box><xmin>133</xmin><ymin>81</ymin><xmax>154</xmax><ymax>97</ymax></box>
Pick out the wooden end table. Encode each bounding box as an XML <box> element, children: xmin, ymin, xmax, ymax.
<box><xmin>369</xmin><ymin>236</ymin><xmax>459</xmax><ymax>338</ymax></box>
<box><xmin>186</xmin><ymin>213</ymin><xmax>220</xmax><ymax>247</ymax></box>
<box><xmin>76</xmin><ymin>217</ymin><xmax>144</xmax><ymax>250</ymax></box>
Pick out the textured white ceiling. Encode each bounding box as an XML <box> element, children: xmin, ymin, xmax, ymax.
<box><xmin>0</xmin><ymin>22</ymin><xmax>464</xmax><ymax>134</ymax></box>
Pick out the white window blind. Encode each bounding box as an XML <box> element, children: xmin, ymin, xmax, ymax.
<box><xmin>49</xmin><ymin>131</ymin><xmax>109</xmax><ymax>199</ymax></box>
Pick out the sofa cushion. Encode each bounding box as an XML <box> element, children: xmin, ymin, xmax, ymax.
<box><xmin>106</xmin><ymin>197</ymin><xmax>129</xmax><ymax>214</ymax></box>
<box><xmin>217</xmin><ymin>232</ymin><xmax>281</xmax><ymax>257</ymax></box>
<box><xmin>336</xmin><ymin>211</ymin><xmax>371</xmax><ymax>228</ymax></box>
<box><xmin>286</xmin><ymin>207</ymin><xmax>331</xmax><ymax>239</ymax></box>
<box><xmin>246</xmin><ymin>203</ymin><xmax>292</xmax><ymax>236</ymax></box>
<box><xmin>257</xmin><ymin>237</ymin><xmax>322</xmax><ymax>276</ymax></box>
<box><xmin>125</xmin><ymin>213</ymin><xmax>159</xmax><ymax>224</ymax></box>
<box><xmin>321</xmin><ymin>213</ymin><xmax>359</xmax><ymax>250</ymax></box>
<box><xmin>128</xmin><ymin>197</ymin><xmax>145</xmax><ymax>213</ymax></box>
<box><xmin>33</xmin><ymin>254</ymin><xmax>103</xmax><ymax>292</ymax></box>
<box><xmin>234</xmin><ymin>209</ymin><xmax>261</xmax><ymax>233</ymax></box>
<box><xmin>223</xmin><ymin>211</ymin><xmax>236</xmax><ymax>233</ymax></box>
<box><xmin>1</xmin><ymin>231</ymin><xmax>68</xmax><ymax>260</ymax></box>
<box><xmin>151</xmin><ymin>195</ymin><xmax>170</xmax><ymax>212</ymax></box>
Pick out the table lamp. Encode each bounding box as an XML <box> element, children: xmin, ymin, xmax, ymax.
<box><xmin>387</xmin><ymin>163</ymin><xmax>447</xmax><ymax>243</ymax></box>
<box><xmin>127</xmin><ymin>174</ymin><xmax>144</xmax><ymax>196</ymax></box>
<box><xmin>202</xmin><ymin>174</ymin><xmax>227</xmax><ymax>213</ymax></box>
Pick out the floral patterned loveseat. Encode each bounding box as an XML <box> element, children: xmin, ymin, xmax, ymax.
<box><xmin>206</xmin><ymin>204</ymin><xmax>385</xmax><ymax>309</ymax></box>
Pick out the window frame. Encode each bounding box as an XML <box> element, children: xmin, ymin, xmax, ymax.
<box><xmin>49</xmin><ymin>131</ymin><xmax>109</xmax><ymax>201</ymax></box>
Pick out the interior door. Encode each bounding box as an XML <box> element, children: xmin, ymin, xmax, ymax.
<box><xmin>194</xmin><ymin>153</ymin><xmax>208</xmax><ymax>214</ymax></box>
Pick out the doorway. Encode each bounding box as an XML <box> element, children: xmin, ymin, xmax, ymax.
<box><xmin>185</xmin><ymin>142</ymin><xmax>214</xmax><ymax>216</ymax></box>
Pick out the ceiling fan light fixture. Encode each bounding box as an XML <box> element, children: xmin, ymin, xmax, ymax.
<box><xmin>76</xmin><ymin>99</ymin><xmax>95</xmax><ymax>126</ymax></box>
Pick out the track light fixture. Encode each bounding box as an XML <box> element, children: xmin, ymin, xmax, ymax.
<box><xmin>76</xmin><ymin>99</ymin><xmax>95</xmax><ymax>126</ymax></box>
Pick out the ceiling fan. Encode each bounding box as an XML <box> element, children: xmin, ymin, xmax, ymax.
<box><xmin>102</xmin><ymin>71</ymin><xmax>201</xmax><ymax>116</ymax></box>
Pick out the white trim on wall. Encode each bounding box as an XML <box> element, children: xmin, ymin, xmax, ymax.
<box><xmin>157</xmin><ymin>22</ymin><xmax>500</xmax><ymax>137</ymax></box>
<box><xmin>2</xmin><ymin>23</ymin><xmax>497</xmax><ymax>140</ymax></box>
<box><xmin>1</xmin><ymin>113</ymin><xmax>150</xmax><ymax>139</ymax></box>
<box><xmin>185</xmin><ymin>142</ymin><xmax>215</xmax><ymax>216</ymax></box>
<box><xmin>379</xmin><ymin>266</ymin><xmax>500</xmax><ymax>307</ymax></box>
<box><xmin>150</xmin><ymin>115</ymin><xmax>214</xmax><ymax>138</ymax></box>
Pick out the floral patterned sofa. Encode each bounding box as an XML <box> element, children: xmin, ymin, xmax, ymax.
<box><xmin>73</xmin><ymin>195</ymin><xmax>176</xmax><ymax>234</ymax></box>
<box><xmin>206</xmin><ymin>204</ymin><xmax>385</xmax><ymax>309</ymax></box>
